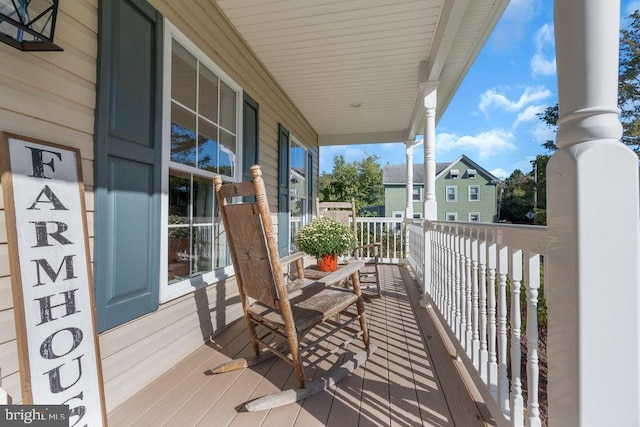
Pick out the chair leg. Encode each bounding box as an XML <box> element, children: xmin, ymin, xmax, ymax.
<box><xmin>287</xmin><ymin>334</ymin><xmax>306</xmax><ymax>388</ymax></box>
<box><xmin>245</xmin><ymin>314</ymin><xmax>260</xmax><ymax>356</ymax></box>
<box><xmin>350</xmin><ymin>272</ymin><xmax>370</xmax><ymax>349</ymax></box>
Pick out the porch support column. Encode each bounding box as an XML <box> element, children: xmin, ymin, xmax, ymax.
<box><xmin>423</xmin><ymin>86</ymin><xmax>438</xmax><ymax>221</ymax></box>
<box><xmin>405</xmin><ymin>141</ymin><xmax>415</xmax><ymax>220</ymax></box>
<box><xmin>423</xmin><ymin>85</ymin><xmax>437</xmax><ymax>300</ymax></box>
<box><xmin>548</xmin><ymin>1</ymin><xmax>640</xmax><ymax>426</ymax></box>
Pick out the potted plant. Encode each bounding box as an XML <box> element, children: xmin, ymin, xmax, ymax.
<box><xmin>294</xmin><ymin>216</ymin><xmax>357</xmax><ymax>272</ymax></box>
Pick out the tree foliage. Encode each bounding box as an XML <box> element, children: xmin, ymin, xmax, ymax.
<box><xmin>498</xmin><ymin>155</ymin><xmax>548</xmax><ymax>225</ymax></box>
<box><xmin>538</xmin><ymin>11</ymin><xmax>640</xmax><ymax>155</ymax></box>
<box><xmin>319</xmin><ymin>154</ymin><xmax>384</xmax><ymax>214</ymax></box>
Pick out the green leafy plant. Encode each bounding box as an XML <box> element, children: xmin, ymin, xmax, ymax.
<box><xmin>294</xmin><ymin>217</ymin><xmax>357</xmax><ymax>259</ymax></box>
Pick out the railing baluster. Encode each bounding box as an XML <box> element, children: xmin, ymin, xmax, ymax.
<box><xmin>487</xmin><ymin>239</ymin><xmax>498</xmax><ymax>400</ymax></box>
<box><xmin>525</xmin><ymin>252</ymin><xmax>541</xmax><ymax>427</ymax></box>
<box><xmin>510</xmin><ymin>249</ymin><xmax>524</xmax><ymax>426</ymax></box>
<box><xmin>464</xmin><ymin>232</ymin><xmax>473</xmax><ymax>356</ymax></box>
<box><xmin>478</xmin><ymin>234</ymin><xmax>488</xmax><ymax>384</ymax></box>
<box><xmin>497</xmin><ymin>245</ymin><xmax>510</xmax><ymax>416</ymax></box>
<box><xmin>471</xmin><ymin>231</ymin><xmax>480</xmax><ymax>370</ymax></box>
<box><xmin>444</xmin><ymin>233</ymin><xmax>456</xmax><ymax>332</ymax></box>
<box><xmin>455</xmin><ymin>232</ymin><xmax>463</xmax><ymax>342</ymax></box>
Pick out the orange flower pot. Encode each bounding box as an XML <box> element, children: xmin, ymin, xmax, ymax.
<box><xmin>317</xmin><ymin>253</ymin><xmax>338</xmax><ymax>272</ymax></box>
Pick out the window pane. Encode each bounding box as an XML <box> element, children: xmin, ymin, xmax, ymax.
<box><xmin>191</xmin><ymin>225</ymin><xmax>212</xmax><ymax>276</ymax></box>
<box><xmin>219</xmin><ymin>129</ymin><xmax>236</xmax><ymax>177</ymax></box>
<box><xmin>171</xmin><ymin>40</ymin><xmax>196</xmax><ymax>110</ymax></box>
<box><xmin>168</xmin><ymin>172</ymin><xmax>191</xmax><ymax>284</ymax></box>
<box><xmin>290</xmin><ymin>143</ymin><xmax>306</xmax><ymax>198</ymax></box>
<box><xmin>219</xmin><ymin>80</ymin><xmax>236</xmax><ymax>132</ymax></box>
<box><xmin>447</xmin><ymin>187</ymin><xmax>456</xmax><ymax>201</ymax></box>
<box><xmin>199</xmin><ymin>66</ymin><xmax>219</xmax><ymax>123</ymax></box>
<box><xmin>192</xmin><ymin>175</ymin><xmax>213</xmax><ymax>224</ymax></box>
<box><xmin>214</xmin><ymin>204</ymin><xmax>230</xmax><ymax>269</ymax></box>
<box><xmin>198</xmin><ymin>118</ymin><xmax>218</xmax><ymax>172</ymax></box>
<box><xmin>470</xmin><ymin>186</ymin><xmax>479</xmax><ymax>200</ymax></box>
<box><xmin>171</xmin><ymin>103</ymin><xmax>197</xmax><ymax>166</ymax></box>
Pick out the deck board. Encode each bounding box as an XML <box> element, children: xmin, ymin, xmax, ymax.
<box><xmin>108</xmin><ymin>265</ymin><xmax>493</xmax><ymax>426</ymax></box>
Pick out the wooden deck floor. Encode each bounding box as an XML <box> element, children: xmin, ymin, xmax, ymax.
<box><xmin>108</xmin><ymin>265</ymin><xmax>492</xmax><ymax>426</ymax></box>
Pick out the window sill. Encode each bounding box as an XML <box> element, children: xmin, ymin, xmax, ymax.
<box><xmin>160</xmin><ymin>266</ymin><xmax>235</xmax><ymax>303</ymax></box>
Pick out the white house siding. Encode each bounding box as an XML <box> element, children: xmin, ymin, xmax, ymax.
<box><xmin>0</xmin><ymin>0</ymin><xmax>99</xmax><ymax>404</ymax></box>
<box><xmin>0</xmin><ymin>0</ymin><xmax>319</xmax><ymax>411</ymax></box>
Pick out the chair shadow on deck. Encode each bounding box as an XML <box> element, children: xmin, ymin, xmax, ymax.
<box><xmin>108</xmin><ymin>266</ymin><xmax>490</xmax><ymax>426</ymax></box>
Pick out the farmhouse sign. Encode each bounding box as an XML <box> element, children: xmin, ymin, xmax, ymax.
<box><xmin>0</xmin><ymin>133</ymin><xmax>107</xmax><ymax>426</ymax></box>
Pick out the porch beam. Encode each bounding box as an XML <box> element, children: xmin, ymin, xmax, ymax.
<box><xmin>548</xmin><ymin>1</ymin><xmax>640</xmax><ymax>426</ymax></box>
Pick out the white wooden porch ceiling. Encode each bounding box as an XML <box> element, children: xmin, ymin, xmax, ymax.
<box><xmin>215</xmin><ymin>0</ymin><xmax>509</xmax><ymax>146</ymax></box>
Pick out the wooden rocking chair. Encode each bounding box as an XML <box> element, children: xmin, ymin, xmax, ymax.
<box><xmin>210</xmin><ymin>166</ymin><xmax>375</xmax><ymax>411</ymax></box>
<box><xmin>316</xmin><ymin>198</ymin><xmax>382</xmax><ymax>297</ymax></box>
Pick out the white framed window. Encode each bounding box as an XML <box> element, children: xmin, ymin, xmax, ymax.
<box><xmin>449</xmin><ymin>169</ymin><xmax>459</xmax><ymax>179</ymax></box>
<box><xmin>412</xmin><ymin>187</ymin><xmax>422</xmax><ymax>202</ymax></box>
<box><xmin>290</xmin><ymin>137</ymin><xmax>309</xmax><ymax>249</ymax></box>
<box><xmin>392</xmin><ymin>211</ymin><xmax>405</xmax><ymax>219</ymax></box>
<box><xmin>161</xmin><ymin>21</ymin><xmax>243</xmax><ymax>302</ymax></box>
<box><xmin>446</xmin><ymin>185</ymin><xmax>457</xmax><ymax>202</ymax></box>
<box><xmin>446</xmin><ymin>213</ymin><xmax>458</xmax><ymax>221</ymax></box>
<box><xmin>469</xmin><ymin>185</ymin><xmax>480</xmax><ymax>201</ymax></box>
<box><xmin>413</xmin><ymin>213</ymin><xmax>422</xmax><ymax>219</ymax></box>
<box><xmin>467</xmin><ymin>169</ymin><xmax>477</xmax><ymax>179</ymax></box>
<box><xmin>469</xmin><ymin>212</ymin><xmax>480</xmax><ymax>222</ymax></box>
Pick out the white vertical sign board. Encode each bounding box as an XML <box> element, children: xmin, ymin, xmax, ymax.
<box><xmin>0</xmin><ymin>133</ymin><xmax>107</xmax><ymax>426</ymax></box>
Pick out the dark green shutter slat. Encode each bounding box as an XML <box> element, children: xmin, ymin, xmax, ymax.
<box><xmin>94</xmin><ymin>0</ymin><xmax>162</xmax><ymax>331</ymax></box>
<box><xmin>277</xmin><ymin>124</ymin><xmax>290</xmax><ymax>256</ymax></box>
<box><xmin>242</xmin><ymin>92</ymin><xmax>259</xmax><ymax>181</ymax></box>
<box><xmin>307</xmin><ymin>152</ymin><xmax>314</xmax><ymax>218</ymax></box>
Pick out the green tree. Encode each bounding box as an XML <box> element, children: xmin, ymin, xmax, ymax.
<box><xmin>319</xmin><ymin>154</ymin><xmax>384</xmax><ymax>213</ymax></box>
<box><xmin>498</xmin><ymin>155</ymin><xmax>549</xmax><ymax>225</ymax></box>
<box><xmin>538</xmin><ymin>11</ymin><xmax>640</xmax><ymax>155</ymax></box>
<box><xmin>498</xmin><ymin>169</ymin><xmax>530</xmax><ymax>224</ymax></box>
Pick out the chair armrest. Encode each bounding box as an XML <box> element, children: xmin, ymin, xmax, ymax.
<box><xmin>313</xmin><ymin>260</ymin><xmax>365</xmax><ymax>287</ymax></box>
<box><xmin>281</xmin><ymin>251</ymin><xmax>307</xmax><ymax>281</ymax></box>
<box><xmin>280</xmin><ymin>251</ymin><xmax>306</xmax><ymax>265</ymax></box>
<box><xmin>353</xmin><ymin>242</ymin><xmax>381</xmax><ymax>259</ymax></box>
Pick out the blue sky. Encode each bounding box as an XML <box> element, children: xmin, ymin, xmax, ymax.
<box><xmin>320</xmin><ymin>0</ymin><xmax>640</xmax><ymax>178</ymax></box>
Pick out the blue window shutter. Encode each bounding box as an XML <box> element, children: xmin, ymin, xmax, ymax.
<box><xmin>307</xmin><ymin>151</ymin><xmax>314</xmax><ymax>217</ymax></box>
<box><xmin>277</xmin><ymin>124</ymin><xmax>290</xmax><ymax>256</ymax></box>
<box><xmin>242</xmin><ymin>92</ymin><xmax>259</xmax><ymax>181</ymax></box>
<box><xmin>94</xmin><ymin>0</ymin><xmax>162</xmax><ymax>331</ymax></box>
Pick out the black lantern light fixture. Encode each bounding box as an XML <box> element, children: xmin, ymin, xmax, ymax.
<box><xmin>0</xmin><ymin>0</ymin><xmax>62</xmax><ymax>51</ymax></box>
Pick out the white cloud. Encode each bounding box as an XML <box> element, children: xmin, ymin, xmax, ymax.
<box><xmin>514</xmin><ymin>104</ymin><xmax>546</xmax><ymax>127</ymax></box>
<box><xmin>531</xmin><ymin>23</ymin><xmax>556</xmax><ymax>77</ymax></box>
<box><xmin>479</xmin><ymin>87</ymin><xmax>551</xmax><ymax>115</ymax></box>
<box><xmin>437</xmin><ymin>129</ymin><xmax>516</xmax><ymax>160</ymax></box>
<box><xmin>490</xmin><ymin>168</ymin><xmax>510</xmax><ymax>179</ymax></box>
<box><xmin>532</xmin><ymin>122</ymin><xmax>556</xmax><ymax>147</ymax></box>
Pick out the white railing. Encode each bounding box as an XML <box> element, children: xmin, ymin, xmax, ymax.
<box><xmin>353</xmin><ymin>217</ymin><xmax>405</xmax><ymax>264</ymax></box>
<box><xmin>414</xmin><ymin>220</ymin><xmax>547</xmax><ymax>427</ymax></box>
<box><xmin>407</xmin><ymin>222</ymin><xmax>424</xmax><ymax>286</ymax></box>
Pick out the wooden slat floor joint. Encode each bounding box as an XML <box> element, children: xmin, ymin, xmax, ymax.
<box><xmin>108</xmin><ymin>265</ymin><xmax>493</xmax><ymax>427</ymax></box>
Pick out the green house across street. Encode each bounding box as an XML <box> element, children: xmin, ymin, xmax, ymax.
<box><xmin>383</xmin><ymin>155</ymin><xmax>499</xmax><ymax>222</ymax></box>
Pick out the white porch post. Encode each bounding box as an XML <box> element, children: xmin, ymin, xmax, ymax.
<box><xmin>423</xmin><ymin>85</ymin><xmax>437</xmax><ymax>299</ymax></box>
<box><xmin>405</xmin><ymin>141</ymin><xmax>415</xmax><ymax>220</ymax></box>
<box><xmin>423</xmin><ymin>87</ymin><xmax>438</xmax><ymax>221</ymax></box>
<box><xmin>548</xmin><ymin>1</ymin><xmax>640</xmax><ymax>426</ymax></box>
